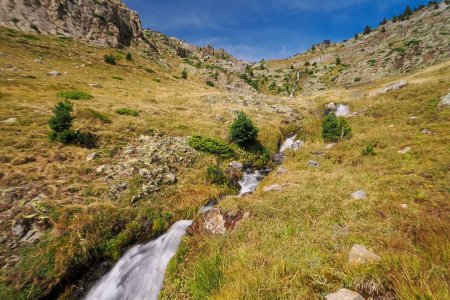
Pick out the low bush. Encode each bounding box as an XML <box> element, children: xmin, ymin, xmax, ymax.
<box><xmin>126</xmin><ymin>52</ymin><xmax>132</xmax><ymax>61</ymax></box>
<box><xmin>104</xmin><ymin>54</ymin><xmax>117</xmax><ymax>65</ymax></box>
<box><xmin>57</xmin><ymin>91</ymin><xmax>93</xmax><ymax>100</ymax></box>
<box><xmin>229</xmin><ymin>112</ymin><xmax>259</xmax><ymax>148</ymax></box>
<box><xmin>181</xmin><ymin>69</ymin><xmax>188</xmax><ymax>79</ymax></box>
<box><xmin>115</xmin><ymin>108</ymin><xmax>139</xmax><ymax>116</ymax></box>
<box><xmin>322</xmin><ymin>112</ymin><xmax>352</xmax><ymax>142</ymax></box>
<box><xmin>362</xmin><ymin>144</ymin><xmax>376</xmax><ymax>156</ymax></box>
<box><xmin>188</xmin><ymin>136</ymin><xmax>235</xmax><ymax>159</ymax></box>
<box><xmin>206</xmin><ymin>166</ymin><xmax>227</xmax><ymax>185</ymax></box>
<box><xmin>206</xmin><ymin>80</ymin><xmax>215</xmax><ymax>87</ymax></box>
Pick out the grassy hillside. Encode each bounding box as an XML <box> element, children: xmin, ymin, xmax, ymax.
<box><xmin>0</xmin><ymin>4</ymin><xmax>449</xmax><ymax>299</ymax></box>
<box><xmin>0</xmin><ymin>27</ymin><xmax>288</xmax><ymax>298</ymax></box>
<box><xmin>161</xmin><ymin>62</ymin><xmax>450</xmax><ymax>299</ymax></box>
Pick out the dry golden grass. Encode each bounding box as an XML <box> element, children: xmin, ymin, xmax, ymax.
<box><xmin>0</xmin><ymin>28</ymin><xmax>287</xmax><ymax>298</ymax></box>
<box><xmin>161</xmin><ymin>61</ymin><xmax>450</xmax><ymax>299</ymax></box>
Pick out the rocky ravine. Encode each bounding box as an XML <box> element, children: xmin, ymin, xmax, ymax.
<box><xmin>0</xmin><ymin>0</ymin><xmax>142</xmax><ymax>47</ymax></box>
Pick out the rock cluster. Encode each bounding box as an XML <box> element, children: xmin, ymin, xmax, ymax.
<box><xmin>96</xmin><ymin>134</ymin><xmax>197</xmax><ymax>202</ymax></box>
<box><xmin>0</xmin><ymin>0</ymin><xmax>142</xmax><ymax>47</ymax></box>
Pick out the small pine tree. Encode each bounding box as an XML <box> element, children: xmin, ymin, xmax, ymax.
<box><xmin>321</xmin><ymin>113</ymin><xmax>352</xmax><ymax>142</ymax></box>
<box><xmin>311</xmin><ymin>45</ymin><xmax>316</xmax><ymax>51</ymax></box>
<box><xmin>49</xmin><ymin>100</ymin><xmax>73</xmax><ymax>137</ymax></box>
<box><xmin>335</xmin><ymin>57</ymin><xmax>341</xmax><ymax>65</ymax></box>
<box><xmin>354</xmin><ymin>33</ymin><xmax>359</xmax><ymax>40</ymax></box>
<box><xmin>181</xmin><ymin>68</ymin><xmax>188</xmax><ymax>79</ymax></box>
<box><xmin>363</xmin><ymin>25</ymin><xmax>372</xmax><ymax>35</ymax></box>
<box><xmin>381</xmin><ymin>26</ymin><xmax>386</xmax><ymax>33</ymax></box>
<box><xmin>126</xmin><ymin>52</ymin><xmax>132</xmax><ymax>61</ymax></box>
<box><xmin>229</xmin><ymin>112</ymin><xmax>259</xmax><ymax>148</ymax></box>
<box><xmin>380</xmin><ymin>17</ymin><xmax>387</xmax><ymax>25</ymax></box>
<box><xmin>403</xmin><ymin>6</ymin><xmax>412</xmax><ymax>18</ymax></box>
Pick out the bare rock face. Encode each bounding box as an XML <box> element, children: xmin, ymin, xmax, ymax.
<box><xmin>326</xmin><ymin>289</ymin><xmax>365</xmax><ymax>300</ymax></box>
<box><xmin>0</xmin><ymin>0</ymin><xmax>142</xmax><ymax>47</ymax></box>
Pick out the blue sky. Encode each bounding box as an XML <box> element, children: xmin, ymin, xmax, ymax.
<box><xmin>123</xmin><ymin>0</ymin><xmax>430</xmax><ymax>62</ymax></box>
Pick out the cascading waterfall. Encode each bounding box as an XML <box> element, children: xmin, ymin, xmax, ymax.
<box><xmin>279</xmin><ymin>134</ymin><xmax>297</xmax><ymax>153</ymax></box>
<box><xmin>85</xmin><ymin>137</ymin><xmax>293</xmax><ymax>299</ymax></box>
<box><xmin>85</xmin><ymin>220</ymin><xmax>193</xmax><ymax>300</ymax></box>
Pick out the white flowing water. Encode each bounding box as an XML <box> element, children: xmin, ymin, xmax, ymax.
<box><xmin>239</xmin><ymin>171</ymin><xmax>264</xmax><ymax>196</ymax></box>
<box><xmin>279</xmin><ymin>134</ymin><xmax>297</xmax><ymax>153</ymax></box>
<box><xmin>290</xmin><ymin>72</ymin><xmax>301</xmax><ymax>98</ymax></box>
<box><xmin>85</xmin><ymin>220</ymin><xmax>193</xmax><ymax>300</ymax></box>
<box><xmin>85</xmin><ymin>157</ymin><xmax>274</xmax><ymax>299</ymax></box>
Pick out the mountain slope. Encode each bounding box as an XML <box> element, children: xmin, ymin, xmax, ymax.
<box><xmin>245</xmin><ymin>3</ymin><xmax>450</xmax><ymax>96</ymax></box>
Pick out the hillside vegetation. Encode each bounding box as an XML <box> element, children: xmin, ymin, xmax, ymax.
<box><xmin>0</xmin><ymin>1</ymin><xmax>449</xmax><ymax>299</ymax></box>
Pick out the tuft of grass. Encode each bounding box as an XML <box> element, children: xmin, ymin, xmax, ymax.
<box><xmin>57</xmin><ymin>91</ymin><xmax>93</xmax><ymax>100</ymax></box>
<box><xmin>187</xmin><ymin>251</ymin><xmax>222</xmax><ymax>300</ymax></box>
<box><xmin>115</xmin><ymin>108</ymin><xmax>140</xmax><ymax>116</ymax></box>
<box><xmin>77</xmin><ymin>108</ymin><xmax>112</xmax><ymax>124</ymax></box>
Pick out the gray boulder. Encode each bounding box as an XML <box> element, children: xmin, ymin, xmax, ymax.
<box><xmin>308</xmin><ymin>160</ymin><xmax>321</xmax><ymax>168</ymax></box>
<box><xmin>348</xmin><ymin>244</ymin><xmax>381</xmax><ymax>264</ymax></box>
<box><xmin>326</xmin><ymin>289</ymin><xmax>365</xmax><ymax>300</ymax></box>
<box><xmin>351</xmin><ymin>190</ymin><xmax>367</xmax><ymax>200</ymax></box>
<box><xmin>336</xmin><ymin>104</ymin><xmax>350</xmax><ymax>117</ymax></box>
<box><xmin>438</xmin><ymin>93</ymin><xmax>450</xmax><ymax>108</ymax></box>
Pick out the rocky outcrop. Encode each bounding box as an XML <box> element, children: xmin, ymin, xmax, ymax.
<box><xmin>0</xmin><ymin>0</ymin><xmax>142</xmax><ymax>47</ymax></box>
<box><xmin>188</xmin><ymin>208</ymin><xmax>250</xmax><ymax>235</ymax></box>
<box><xmin>96</xmin><ymin>134</ymin><xmax>197</xmax><ymax>203</ymax></box>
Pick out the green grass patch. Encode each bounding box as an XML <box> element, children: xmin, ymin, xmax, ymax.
<box><xmin>57</xmin><ymin>91</ymin><xmax>93</xmax><ymax>100</ymax></box>
<box><xmin>115</xmin><ymin>108</ymin><xmax>139</xmax><ymax>116</ymax></box>
<box><xmin>188</xmin><ymin>136</ymin><xmax>235</xmax><ymax>159</ymax></box>
<box><xmin>187</xmin><ymin>251</ymin><xmax>222</xmax><ymax>300</ymax></box>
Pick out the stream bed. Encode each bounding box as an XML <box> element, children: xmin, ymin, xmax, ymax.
<box><xmin>84</xmin><ymin>136</ymin><xmax>294</xmax><ymax>299</ymax></box>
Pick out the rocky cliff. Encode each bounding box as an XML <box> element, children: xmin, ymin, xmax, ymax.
<box><xmin>0</xmin><ymin>0</ymin><xmax>142</xmax><ymax>47</ymax></box>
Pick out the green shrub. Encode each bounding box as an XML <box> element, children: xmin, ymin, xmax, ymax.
<box><xmin>104</xmin><ymin>54</ymin><xmax>117</xmax><ymax>65</ymax></box>
<box><xmin>363</xmin><ymin>25</ymin><xmax>372</xmax><ymax>35</ymax></box>
<box><xmin>335</xmin><ymin>57</ymin><xmax>341</xmax><ymax>65</ymax></box>
<box><xmin>115</xmin><ymin>108</ymin><xmax>139</xmax><ymax>116</ymax></box>
<box><xmin>181</xmin><ymin>69</ymin><xmax>188</xmax><ymax>79</ymax></box>
<box><xmin>206</xmin><ymin>80</ymin><xmax>215</xmax><ymax>87</ymax></box>
<box><xmin>48</xmin><ymin>101</ymin><xmax>96</xmax><ymax>147</ymax></box>
<box><xmin>206</xmin><ymin>166</ymin><xmax>227</xmax><ymax>184</ymax></box>
<box><xmin>362</xmin><ymin>144</ymin><xmax>376</xmax><ymax>156</ymax></box>
<box><xmin>229</xmin><ymin>112</ymin><xmax>259</xmax><ymax>148</ymax></box>
<box><xmin>49</xmin><ymin>100</ymin><xmax>73</xmax><ymax>136</ymax></box>
<box><xmin>321</xmin><ymin>113</ymin><xmax>352</xmax><ymax>142</ymax></box>
<box><xmin>112</xmin><ymin>76</ymin><xmax>123</xmax><ymax>81</ymax></box>
<box><xmin>188</xmin><ymin>136</ymin><xmax>234</xmax><ymax>159</ymax></box>
<box><xmin>145</xmin><ymin>68</ymin><xmax>155</xmax><ymax>74</ymax></box>
<box><xmin>57</xmin><ymin>91</ymin><xmax>93</xmax><ymax>100</ymax></box>
<box><xmin>126</xmin><ymin>52</ymin><xmax>132</xmax><ymax>61</ymax></box>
